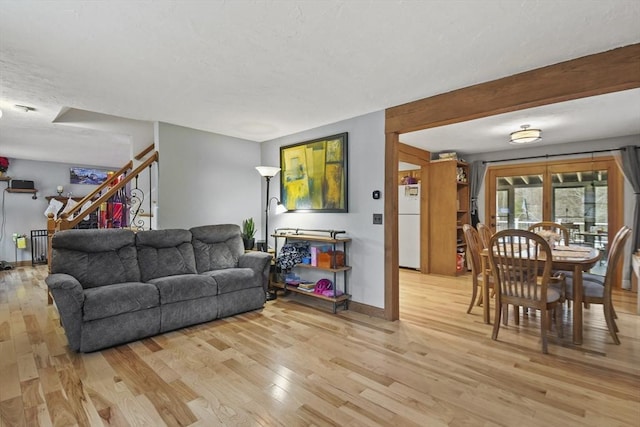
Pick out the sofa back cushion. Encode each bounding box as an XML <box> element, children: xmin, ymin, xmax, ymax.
<box><xmin>136</xmin><ymin>229</ymin><xmax>197</xmax><ymax>281</ymax></box>
<box><xmin>190</xmin><ymin>224</ymin><xmax>244</xmax><ymax>273</ymax></box>
<box><xmin>51</xmin><ymin>229</ymin><xmax>140</xmax><ymax>289</ymax></box>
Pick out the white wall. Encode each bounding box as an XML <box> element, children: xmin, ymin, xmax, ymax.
<box><xmin>260</xmin><ymin>111</ymin><xmax>386</xmax><ymax>308</ymax></box>
<box><xmin>0</xmin><ymin>159</ymin><xmax>115</xmax><ymax>263</ymax></box>
<box><xmin>155</xmin><ymin>122</ymin><xmax>263</xmax><ymax>230</ymax></box>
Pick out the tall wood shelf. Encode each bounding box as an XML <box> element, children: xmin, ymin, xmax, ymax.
<box><xmin>429</xmin><ymin>160</ymin><xmax>469</xmax><ymax>276</ymax></box>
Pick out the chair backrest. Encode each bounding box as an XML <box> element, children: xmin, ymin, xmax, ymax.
<box><xmin>488</xmin><ymin>229</ymin><xmax>553</xmax><ymax>308</ymax></box>
<box><xmin>476</xmin><ymin>223</ymin><xmax>493</xmax><ymax>249</ymax></box>
<box><xmin>602</xmin><ymin>226</ymin><xmax>632</xmax><ymax>303</ymax></box>
<box><xmin>527</xmin><ymin>221</ymin><xmax>570</xmax><ymax>246</ymax></box>
<box><xmin>462</xmin><ymin>224</ymin><xmax>482</xmax><ymax>276</ymax></box>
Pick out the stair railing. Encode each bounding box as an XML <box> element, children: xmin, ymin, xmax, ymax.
<box><xmin>49</xmin><ymin>151</ymin><xmax>158</xmax><ymax>232</ymax></box>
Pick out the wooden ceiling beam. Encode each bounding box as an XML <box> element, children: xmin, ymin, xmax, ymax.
<box><xmin>385</xmin><ymin>43</ymin><xmax>640</xmax><ymax>134</ymax></box>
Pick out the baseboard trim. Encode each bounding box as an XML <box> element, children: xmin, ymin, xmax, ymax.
<box><xmin>1</xmin><ymin>260</ymin><xmax>31</xmax><ymax>268</ymax></box>
<box><xmin>349</xmin><ymin>301</ymin><xmax>385</xmax><ymax>319</ymax></box>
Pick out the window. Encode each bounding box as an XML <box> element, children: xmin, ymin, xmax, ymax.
<box><xmin>485</xmin><ymin>157</ymin><xmax>623</xmax><ymax>275</ymax></box>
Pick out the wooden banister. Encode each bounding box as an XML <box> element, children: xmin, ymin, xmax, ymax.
<box><xmin>60</xmin><ymin>152</ymin><xmax>158</xmax><ymax>230</ymax></box>
<box><xmin>135</xmin><ymin>144</ymin><xmax>155</xmax><ymax>161</ymax></box>
<box><xmin>63</xmin><ymin>161</ymin><xmax>133</xmax><ymax>218</ymax></box>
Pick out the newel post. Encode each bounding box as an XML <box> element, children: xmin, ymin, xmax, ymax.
<box><xmin>46</xmin><ymin>212</ymin><xmax>56</xmax><ymax>304</ymax></box>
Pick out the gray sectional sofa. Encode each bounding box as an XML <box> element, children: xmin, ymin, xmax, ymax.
<box><xmin>46</xmin><ymin>224</ymin><xmax>272</xmax><ymax>352</ymax></box>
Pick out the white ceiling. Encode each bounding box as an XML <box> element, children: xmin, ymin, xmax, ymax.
<box><xmin>1</xmin><ymin>1</ymin><xmax>639</xmax><ymax>168</ymax></box>
<box><xmin>401</xmin><ymin>89</ymin><xmax>640</xmax><ymax>156</ymax></box>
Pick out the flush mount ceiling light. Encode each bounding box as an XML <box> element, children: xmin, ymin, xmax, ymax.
<box><xmin>14</xmin><ymin>104</ymin><xmax>36</xmax><ymax>113</ymax></box>
<box><xmin>509</xmin><ymin>124</ymin><xmax>542</xmax><ymax>144</ymax></box>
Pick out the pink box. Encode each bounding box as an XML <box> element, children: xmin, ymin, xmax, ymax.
<box><xmin>310</xmin><ymin>247</ymin><xmax>318</xmax><ymax>266</ymax></box>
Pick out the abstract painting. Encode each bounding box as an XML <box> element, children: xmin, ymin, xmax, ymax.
<box><xmin>280</xmin><ymin>133</ymin><xmax>348</xmax><ymax>212</ymax></box>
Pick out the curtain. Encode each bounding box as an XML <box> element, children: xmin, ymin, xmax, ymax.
<box><xmin>620</xmin><ymin>145</ymin><xmax>640</xmax><ymax>285</ymax></box>
<box><xmin>470</xmin><ymin>160</ymin><xmax>486</xmax><ymax>227</ymax></box>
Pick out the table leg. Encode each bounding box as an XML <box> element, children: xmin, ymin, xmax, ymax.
<box><xmin>573</xmin><ymin>265</ymin><xmax>583</xmax><ymax>345</ymax></box>
<box><xmin>481</xmin><ymin>255</ymin><xmax>490</xmax><ymax>324</ymax></box>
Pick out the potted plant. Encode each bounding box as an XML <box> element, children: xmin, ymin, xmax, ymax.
<box><xmin>241</xmin><ymin>218</ymin><xmax>256</xmax><ymax>250</ymax></box>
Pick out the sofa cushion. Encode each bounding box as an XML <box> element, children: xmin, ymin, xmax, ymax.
<box><xmin>51</xmin><ymin>229</ymin><xmax>140</xmax><ymax>288</ymax></box>
<box><xmin>83</xmin><ymin>282</ymin><xmax>159</xmax><ymax>321</ymax></box>
<box><xmin>190</xmin><ymin>224</ymin><xmax>244</xmax><ymax>273</ymax></box>
<box><xmin>136</xmin><ymin>229</ymin><xmax>197</xmax><ymax>281</ymax></box>
<box><xmin>149</xmin><ymin>274</ymin><xmax>218</xmax><ymax>304</ymax></box>
<box><xmin>202</xmin><ymin>268</ymin><xmax>261</xmax><ymax>294</ymax></box>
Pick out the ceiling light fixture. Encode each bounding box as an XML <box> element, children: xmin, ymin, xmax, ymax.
<box><xmin>14</xmin><ymin>104</ymin><xmax>36</xmax><ymax>113</ymax></box>
<box><xmin>509</xmin><ymin>124</ymin><xmax>542</xmax><ymax>144</ymax></box>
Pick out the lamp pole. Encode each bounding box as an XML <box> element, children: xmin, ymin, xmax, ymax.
<box><xmin>255</xmin><ymin>166</ymin><xmax>281</xmax><ymax>301</ymax></box>
<box><xmin>263</xmin><ymin>175</ymin><xmax>271</xmax><ymax>252</ymax></box>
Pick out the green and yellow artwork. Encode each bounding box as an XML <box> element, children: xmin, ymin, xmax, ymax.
<box><xmin>280</xmin><ymin>133</ymin><xmax>348</xmax><ymax>212</ymax></box>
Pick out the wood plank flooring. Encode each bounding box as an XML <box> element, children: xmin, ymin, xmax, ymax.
<box><xmin>1</xmin><ymin>266</ymin><xmax>638</xmax><ymax>426</ymax></box>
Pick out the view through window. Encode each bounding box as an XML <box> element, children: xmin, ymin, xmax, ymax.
<box><xmin>487</xmin><ymin>158</ymin><xmax>622</xmax><ymax>276</ymax></box>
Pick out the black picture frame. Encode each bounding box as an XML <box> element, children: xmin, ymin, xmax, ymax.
<box><xmin>280</xmin><ymin>132</ymin><xmax>348</xmax><ymax>213</ymax></box>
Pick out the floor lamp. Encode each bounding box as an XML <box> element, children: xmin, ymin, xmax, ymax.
<box><xmin>256</xmin><ymin>166</ymin><xmax>286</xmax><ymax>300</ymax></box>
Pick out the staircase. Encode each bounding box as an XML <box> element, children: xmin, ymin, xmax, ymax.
<box><xmin>46</xmin><ymin>146</ymin><xmax>158</xmax><ymax>264</ymax></box>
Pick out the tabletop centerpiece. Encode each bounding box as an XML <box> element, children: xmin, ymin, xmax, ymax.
<box><xmin>536</xmin><ymin>230</ymin><xmax>561</xmax><ymax>247</ymax></box>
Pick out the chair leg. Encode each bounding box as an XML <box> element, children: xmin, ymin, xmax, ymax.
<box><xmin>492</xmin><ymin>303</ymin><xmax>502</xmax><ymax>341</ymax></box>
<box><xmin>467</xmin><ymin>281</ymin><xmax>478</xmax><ymax>314</ymax></box>
<box><xmin>608</xmin><ymin>302</ymin><xmax>619</xmax><ymax>332</ymax></box>
<box><xmin>603</xmin><ymin>304</ymin><xmax>620</xmax><ymax>345</ymax></box>
<box><xmin>540</xmin><ymin>309</ymin><xmax>549</xmax><ymax>354</ymax></box>
<box><xmin>502</xmin><ymin>305</ymin><xmax>509</xmax><ymax>326</ymax></box>
<box><xmin>513</xmin><ymin>305</ymin><xmax>520</xmax><ymax>325</ymax></box>
<box><xmin>555</xmin><ymin>304</ymin><xmax>563</xmax><ymax>338</ymax></box>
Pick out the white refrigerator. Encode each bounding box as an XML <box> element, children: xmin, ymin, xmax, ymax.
<box><xmin>399</xmin><ymin>183</ymin><xmax>420</xmax><ymax>270</ymax></box>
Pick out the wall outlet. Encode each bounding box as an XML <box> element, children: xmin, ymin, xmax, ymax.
<box><xmin>373</xmin><ymin>213</ymin><xmax>383</xmax><ymax>224</ymax></box>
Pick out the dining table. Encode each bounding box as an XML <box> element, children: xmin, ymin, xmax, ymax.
<box><xmin>481</xmin><ymin>244</ymin><xmax>601</xmax><ymax>345</ymax></box>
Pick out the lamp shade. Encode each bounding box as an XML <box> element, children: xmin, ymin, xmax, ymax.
<box><xmin>256</xmin><ymin>166</ymin><xmax>281</xmax><ymax>177</ymax></box>
<box><xmin>275</xmin><ymin>201</ymin><xmax>288</xmax><ymax>214</ymax></box>
<box><xmin>509</xmin><ymin>125</ymin><xmax>542</xmax><ymax>144</ymax></box>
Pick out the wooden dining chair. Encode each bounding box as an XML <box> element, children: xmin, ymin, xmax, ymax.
<box><xmin>563</xmin><ymin>225</ymin><xmax>631</xmax><ymax>344</ymax></box>
<box><xmin>527</xmin><ymin>221</ymin><xmax>570</xmax><ymax>246</ymax></box>
<box><xmin>476</xmin><ymin>223</ymin><xmax>493</xmax><ymax>249</ymax></box>
<box><xmin>488</xmin><ymin>229</ymin><xmax>564</xmax><ymax>354</ymax></box>
<box><xmin>462</xmin><ymin>224</ymin><xmax>493</xmax><ymax>314</ymax></box>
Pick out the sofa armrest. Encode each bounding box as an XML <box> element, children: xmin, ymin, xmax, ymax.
<box><xmin>45</xmin><ymin>273</ymin><xmax>85</xmax><ymax>351</ymax></box>
<box><xmin>239</xmin><ymin>252</ymin><xmax>273</xmax><ymax>292</ymax></box>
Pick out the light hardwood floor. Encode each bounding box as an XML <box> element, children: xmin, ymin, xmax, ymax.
<box><xmin>1</xmin><ymin>266</ymin><xmax>638</xmax><ymax>426</ymax></box>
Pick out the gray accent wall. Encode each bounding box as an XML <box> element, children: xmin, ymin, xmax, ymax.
<box><xmin>0</xmin><ymin>159</ymin><xmax>114</xmax><ymax>264</ymax></box>
<box><xmin>155</xmin><ymin>122</ymin><xmax>263</xmax><ymax>231</ymax></box>
<box><xmin>260</xmin><ymin>111</ymin><xmax>386</xmax><ymax>308</ymax></box>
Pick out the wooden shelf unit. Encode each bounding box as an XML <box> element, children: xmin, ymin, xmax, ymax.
<box><xmin>272</xmin><ymin>229</ymin><xmax>351</xmax><ymax>313</ymax></box>
<box><xmin>6</xmin><ymin>188</ymin><xmax>38</xmax><ymax>194</ymax></box>
<box><xmin>429</xmin><ymin>160</ymin><xmax>470</xmax><ymax>276</ymax></box>
<box><xmin>2</xmin><ymin>176</ymin><xmax>38</xmax><ymax>194</ymax></box>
